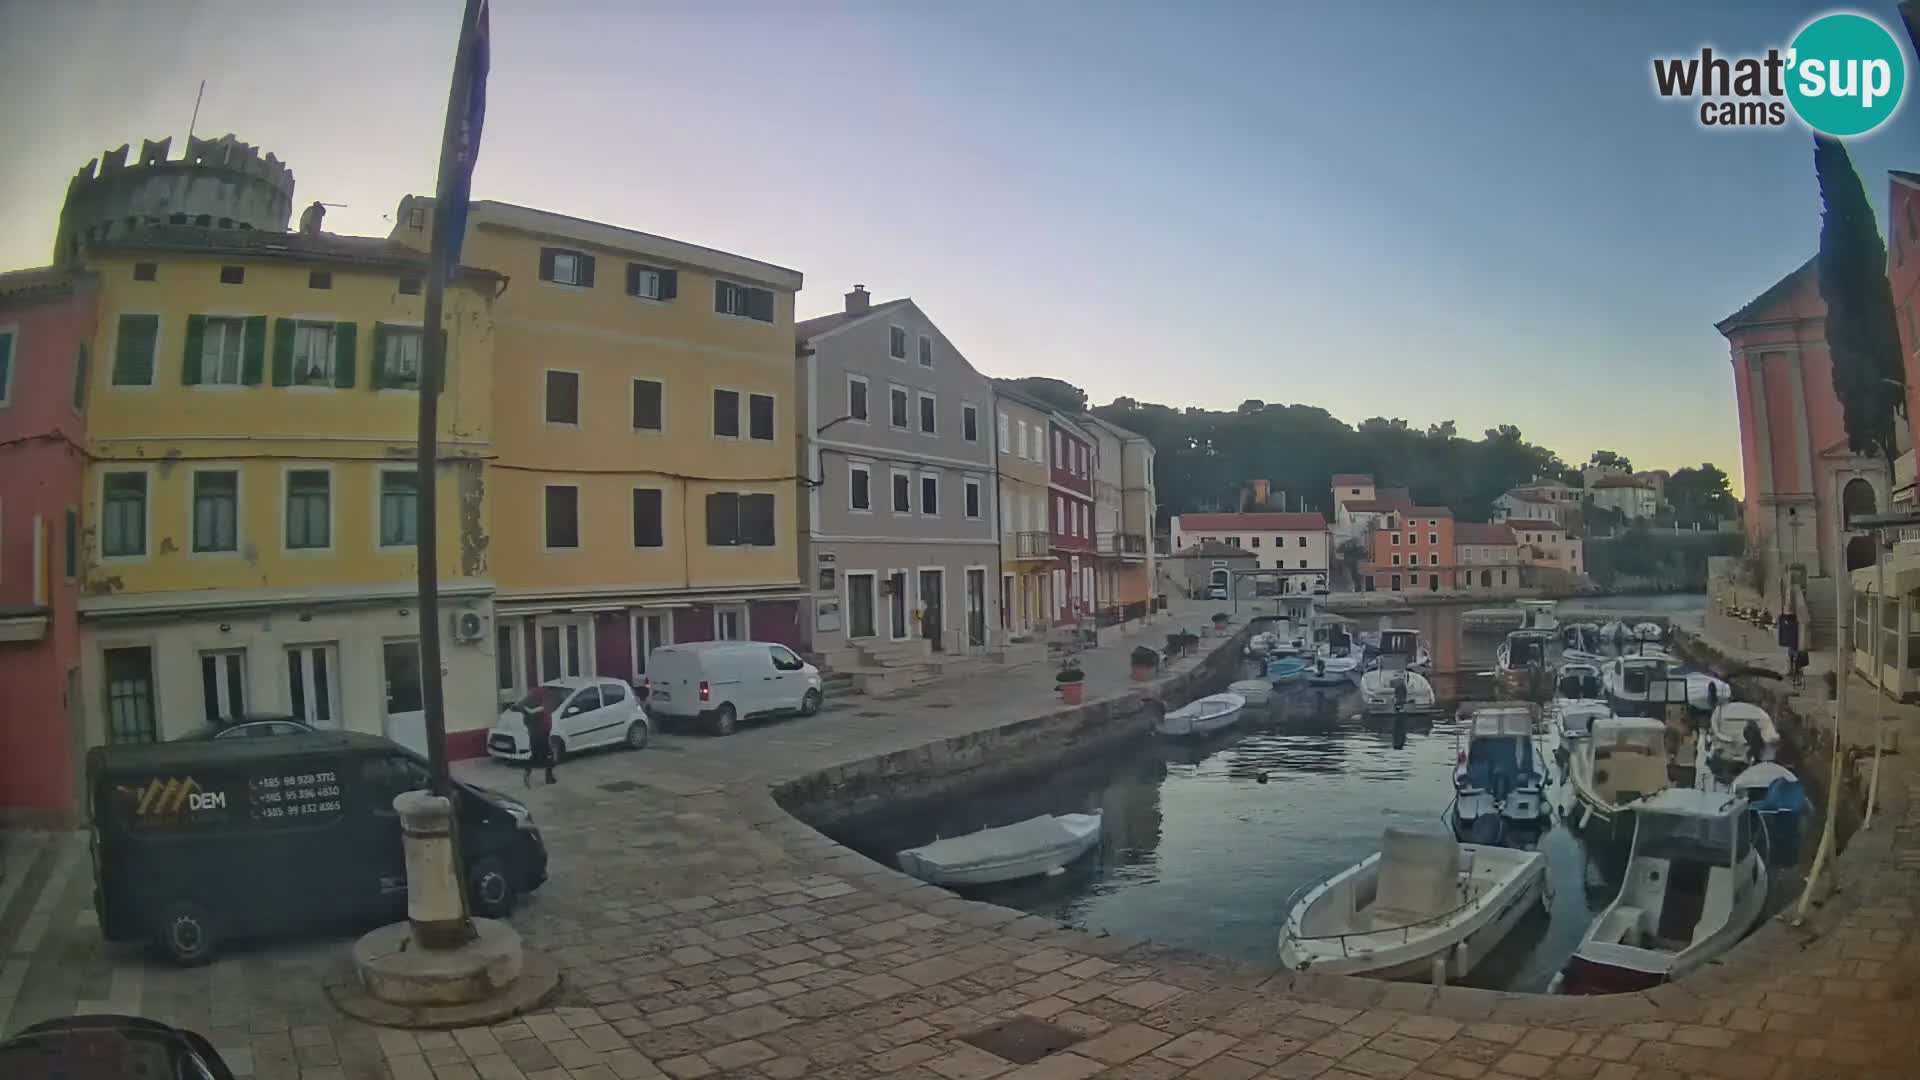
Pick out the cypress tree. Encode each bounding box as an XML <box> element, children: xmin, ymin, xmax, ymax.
<box><xmin>1813</xmin><ymin>136</ymin><xmax>1907</xmax><ymax>467</ymax></box>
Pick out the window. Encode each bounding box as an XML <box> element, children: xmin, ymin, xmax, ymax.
<box><xmin>632</xmin><ymin>611</ymin><xmax>672</xmax><ymax>677</ymax></box>
<box><xmin>714</xmin><ymin>281</ymin><xmax>774</xmax><ymax>322</ymax></box>
<box><xmin>713</xmin><ymin>388</ymin><xmax>740</xmax><ymax>437</ymax></box>
<box><xmin>892</xmin><ymin>471</ymin><xmax>912</xmax><ymax>513</ymax></box>
<box><xmin>287</xmin><ymin>643</ymin><xmax>339</xmax><ymax>729</ymax></box>
<box><xmin>380</xmin><ymin>470</ymin><xmax>418</xmax><ymax>547</ymax></box>
<box><xmin>890</xmin><ymin>326</ymin><xmax>907</xmax><ymax>359</ymax></box>
<box><xmin>399</xmin><ymin>277</ymin><xmax>421</xmax><ymax>296</ymax></box>
<box><xmin>964</xmin><ymin>478</ymin><xmax>982</xmax><ymax>519</ymax></box>
<box><xmin>0</xmin><ymin>331</ymin><xmax>11</xmax><ymax>404</ymax></box>
<box><xmin>545</xmin><ymin>485</ymin><xmax>579</xmax><ymax>549</ymax></box>
<box><xmin>376</xmin><ymin>326</ymin><xmax>423</xmax><ymax>389</ymax></box>
<box><xmin>1226</xmin><ymin>536</ymin><xmax>1241</xmax><ymax>548</ymax></box>
<box><xmin>191</xmin><ymin>470</ymin><xmax>238</xmax><ymax>554</ymax></box>
<box><xmin>1055</xmin><ymin>495</ymin><xmax>1065</xmax><ymax>532</ymax></box>
<box><xmin>918</xmin><ymin>393</ymin><xmax>937</xmax><ymax>434</ymax></box>
<box><xmin>289</xmin><ymin>321</ymin><xmax>339</xmax><ymax>386</ymax></box>
<box><xmin>285</xmin><ymin>470</ymin><xmax>331</xmax><ymax>550</ymax></box>
<box><xmin>1391</xmin><ymin>553</ymin><xmax>1401</xmax><ymax>566</ymax></box>
<box><xmin>632</xmin><ymin>488</ymin><xmax>663</xmax><ymax>548</ymax></box>
<box><xmin>748</xmin><ymin>393</ymin><xmax>774</xmax><ymax>441</ymax></box>
<box><xmin>1429</xmin><ymin>532</ymin><xmax>1438</xmax><ymax>546</ymax></box>
<box><xmin>64</xmin><ymin>508</ymin><xmax>76</xmax><ymax>578</ymax></box>
<box><xmin>200</xmin><ymin>649</ymin><xmax>247</xmax><ymax>726</ymax></box>
<box><xmin>104</xmin><ymin>647</ymin><xmax>157</xmax><ymax>744</ymax></box>
<box><xmin>998</xmin><ymin>411</ymin><xmax>1010</xmax><ymax>452</ymax></box>
<box><xmin>705</xmin><ymin>492</ymin><xmax>776</xmax><ymax>546</ymax></box>
<box><xmin>112</xmin><ymin>314</ymin><xmax>159</xmax><ymax>385</ymax></box>
<box><xmin>540</xmin><ymin>247</ymin><xmax>594</xmax><ymax>287</ymax></box>
<box><xmin>191</xmin><ymin>316</ymin><xmax>247</xmax><ymax>385</ymax></box>
<box><xmin>1298</xmin><ymin>536</ymin><xmax>1307</xmax><ymax>547</ymax></box>
<box><xmin>1298</xmin><ymin>560</ymin><xmax>1309</xmax><ymax>569</ymax></box>
<box><xmin>918</xmin><ymin>335</ymin><xmax>933</xmax><ymax>367</ymax></box>
<box><xmin>219</xmin><ymin>265</ymin><xmax>245</xmax><ymax>285</ymax></box>
<box><xmin>889</xmin><ymin>385</ymin><xmax>909</xmax><ymax>429</ymax></box>
<box><xmin>962</xmin><ymin>404</ymin><xmax>979</xmax><ymax>442</ymax></box>
<box><xmin>1251</xmin><ymin>537</ymin><xmax>1261</xmax><ymax>548</ymax></box>
<box><xmin>546</xmin><ymin>370</ymin><xmax>580</xmax><ymax>424</ymax></box>
<box><xmin>626</xmin><ymin>263</ymin><xmax>677</xmax><ymax>300</ymax></box>
<box><xmin>72</xmin><ymin>343</ymin><xmax>88</xmax><ymax>412</ymax></box>
<box><xmin>1409</xmin><ymin>554</ymin><xmax>1420</xmax><ymax>566</ymax></box>
<box><xmin>850</xmin><ymin>464</ymin><xmax>872</xmax><ymax>511</ymax></box>
<box><xmin>715</xmin><ymin>605</ymin><xmax>747</xmax><ymax>641</ymax></box>
<box><xmin>132</xmin><ymin>262</ymin><xmax>157</xmax><ymax>281</ymax></box>
<box><xmin>1427</xmin><ymin>519</ymin><xmax>1437</xmax><ymax>527</ymax></box>
<box><xmin>626</xmin><ymin>378</ymin><xmax>663</xmax><ymax>432</ymax></box>
<box><xmin>383</xmin><ymin>640</ymin><xmax>425</xmax><ymax>715</ymax></box>
<box><xmin>101</xmin><ymin>472</ymin><xmax>147</xmax><ymax>557</ymax></box>
<box><xmin>308</xmin><ymin>271</ymin><xmax>332</xmax><ymax>290</ymax></box>
<box><xmin>1017</xmin><ymin>420</ymin><xmax>1029</xmax><ymax>459</ymax></box>
<box><xmin>847</xmin><ymin>376</ymin><xmax>869</xmax><ymax>422</ymax></box>
<box><xmin>921</xmin><ymin>473</ymin><xmax>940</xmax><ymax>516</ymax></box>
<box><xmin>1054</xmin><ymin>430</ymin><xmax>1064</xmax><ymax>463</ymax></box>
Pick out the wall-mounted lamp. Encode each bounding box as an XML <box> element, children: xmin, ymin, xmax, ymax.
<box><xmin>399</xmin><ymin>608</ymin><xmax>411</xmax><ymax>618</ymax></box>
<box><xmin>298</xmin><ymin>612</ymin><xmax>312</xmax><ymax>622</ymax></box>
<box><xmin>218</xmin><ymin>623</ymin><xmax>231</xmax><ymax>633</ymax></box>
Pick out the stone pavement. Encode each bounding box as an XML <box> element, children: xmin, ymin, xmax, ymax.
<box><xmin>3</xmin><ymin>603</ymin><xmax>1920</xmax><ymax>1080</ymax></box>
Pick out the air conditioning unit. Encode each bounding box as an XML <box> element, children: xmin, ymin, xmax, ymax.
<box><xmin>449</xmin><ymin>609</ymin><xmax>486</xmax><ymax>643</ymax></box>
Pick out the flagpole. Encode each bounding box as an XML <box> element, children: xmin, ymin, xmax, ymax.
<box><xmin>417</xmin><ymin>0</ymin><xmax>486</xmax><ymax>803</ymax></box>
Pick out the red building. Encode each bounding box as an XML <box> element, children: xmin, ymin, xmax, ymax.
<box><xmin>1892</xmin><ymin>171</ymin><xmax>1920</xmax><ymax>502</ymax></box>
<box><xmin>1048</xmin><ymin>416</ymin><xmax>1096</xmax><ymax>622</ymax></box>
<box><xmin>0</xmin><ymin>268</ymin><xmax>97</xmax><ymax>823</ymax></box>
<box><xmin>1361</xmin><ymin>502</ymin><xmax>1456</xmax><ymax>593</ymax></box>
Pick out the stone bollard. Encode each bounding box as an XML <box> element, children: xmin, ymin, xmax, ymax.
<box><xmin>395</xmin><ymin>790</ymin><xmax>474</xmax><ymax>949</ymax></box>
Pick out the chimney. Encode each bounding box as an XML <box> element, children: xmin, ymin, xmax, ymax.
<box><xmin>845</xmin><ymin>284</ymin><xmax>870</xmax><ymax>314</ymax></box>
<box><xmin>1253</xmin><ymin>479</ymin><xmax>1271</xmax><ymax>506</ymax></box>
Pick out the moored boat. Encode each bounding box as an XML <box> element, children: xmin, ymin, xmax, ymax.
<box><xmin>896</xmin><ymin>812</ymin><xmax>1103</xmax><ymax>886</ymax></box>
<box><xmin>1517</xmin><ymin>599</ymin><xmax>1559</xmax><ymax>632</ymax></box>
<box><xmin>1156</xmin><ymin>692</ymin><xmax>1247</xmax><ymax>737</ymax></box>
<box><xmin>1560</xmin><ymin>789</ymin><xmax>1766</xmax><ymax>993</ymax></box>
<box><xmin>1278</xmin><ymin>827</ymin><xmax>1547</xmax><ymax>983</ymax></box>
<box><xmin>1453</xmin><ymin>704</ymin><xmax>1547</xmax><ymax>837</ymax></box>
<box><xmin>1495</xmin><ymin>629</ymin><xmax>1556</xmax><ymax>692</ymax></box>
<box><xmin>1306</xmin><ymin>653</ymin><xmax>1360</xmax><ymax>686</ymax></box>
<box><xmin>1703</xmin><ymin>702</ymin><xmax>1778</xmax><ymax>770</ymax></box>
<box><xmin>1228</xmin><ymin>678</ymin><xmax>1273</xmax><ymax>706</ymax></box>
<box><xmin>1567</xmin><ymin>715</ymin><xmax>1670</xmax><ymax>830</ymax></box>
<box><xmin>1633</xmin><ymin>621</ymin><xmax>1664</xmax><ymax>643</ymax></box>
<box><xmin>1360</xmin><ymin>629</ymin><xmax>1439</xmax><ymax>715</ymax></box>
<box><xmin>1266</xmin><ymin>655</ymin><xmax>1310</xmax><ymax>685</ymax></box>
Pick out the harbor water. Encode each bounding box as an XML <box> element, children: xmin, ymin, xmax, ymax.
<box><xmin>831</xmin><ymin>595</ymin><xmax>1804</xmax><ymax>993</ymax></box>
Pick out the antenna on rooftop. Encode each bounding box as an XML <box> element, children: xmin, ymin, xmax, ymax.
<box><xmin>186</xmin><ymin>80</ymin><xmax>206</xmax><ymax>144</ymax></box>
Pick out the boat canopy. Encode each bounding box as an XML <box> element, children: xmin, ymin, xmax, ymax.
<box><xmin>1464</xmin><ymin>705</ymin><xmax>1534</xmax><ymax>738</ymax></box>
<box><xmin>1633</xmin><ymin>789</ymin><xmax>1748</xmax><ymax>867</ymax></box>
<box><xmin>1592</xmin><ymin>715</ymin><xmax>1666</xmax><ymax>751</ymax></box>
<box><xmin>1505</xmin><ymin>630</ymin><xmax>1554</xmax><ymax>666</ymax></box>
<box><xmin>1379</xmin><ymin>629</ymin><xmax>1422</xmax><ymax>653</ymax></box>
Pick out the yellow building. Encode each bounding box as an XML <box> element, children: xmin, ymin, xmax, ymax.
<box><xmin>992</xmin><ymin>384</ymin><xmax>1057</xmax><ymax>635</ymax></box>
<box><xmin>73</xmin><ymin>227</ymin><xmax>502</xmax><ymax>755</ymax></box>
<box><xmin>392</xmin><ymin>198</ymin><xmax>806</xmax><ymax>696</ymax></box>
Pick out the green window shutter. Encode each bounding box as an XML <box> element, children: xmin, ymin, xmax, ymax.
<box><xmin>241</xmin><ymin>316</ymin><xmax>267</xmax><ymax>384</ymax></box>
<box><xmin>113</xmin><ymin>315</ymin><xmax>158</xmax><ymax>385</ymax></box>
<box><xmin>181</xmin><ymin>314</ymin><xmax>207</xmax><ymax>385</ymax></box>
<box><xmin>272</xmin><ymin>319</ymin><xmax>295</xmax><ymax>385</ymax></box>
<box><xmin>333</xmin><ymin>321</ymin><xmax>357</xmax><ymax>388</ymax></box>
<box><xmin>370</xmin><ymin>323</ymin><xmax>390</xmax><ymax>390</ymax></box>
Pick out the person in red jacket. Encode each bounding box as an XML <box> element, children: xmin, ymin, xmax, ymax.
<box><xmin>522</xmin><ymin>702</ymin><xmax>557</xmax><ymax>787</ymax></box>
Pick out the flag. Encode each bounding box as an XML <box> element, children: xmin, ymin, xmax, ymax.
<box><xmin>434</xmin><ymin>0</ymin><xmax>490</xmax><ymax>266</ymax></box>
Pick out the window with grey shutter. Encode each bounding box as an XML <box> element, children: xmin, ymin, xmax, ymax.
<box><xmin>713</xmin><ymin>389</ymin><xmax>740</xmax><ymax>437</ymax></box>
<box><xmin>748</xmin><ymin>393</ymin><xmax>774</xmax><ymax>441</ymax></box>
<box><xmin>919</xmin><ymin>335</ymin><xmax>933</xmax><ymax>366</ymax></box>
<box><xmin>632</xmin><ymin>488</ymin><xmax>664</xmax><ymax>548</ymax></box>
<box><xmin>850</xmin><ymin>466</ymin><xmax>871</xmax><ymax>511</ymax></box>
<box><xmin>742</xmin><ymin>493</ymin><xmax>775</xmax><ymax>546</ymax></box>
<box><xmin>705</xmin><ymin>492</ymin><xmax>739</xmax><ymax>546</ymax></box>
<box><xmin>892</xmin><ymin>473</ymin><xmax>911</xmax><ymax>512</ymax></box>
<box><xmin>544</xmin><ymin>486</ymin><xmax>579</xmax><ymax>548</ymax></box>
<box><xmin>889</xmin><ymin>386</ymin><xmax>909</xmax><ymax>428</ymax></box>
<box><xmin>847</xmin><ymin>378</ymin><xmax>868</xmax><ymax>421</ymax></box>
<box><xmin>632</xmin><ymin>379</ymin><xmax>663</xmax><ymax>431</ymax></box>
<box><xmin>889</xmin><ymin>327</ymin><xmax>907</xmax><ymax>358</ymax></box>
<box><xmin>546</xmin><ymin>370</ymin><xmax>579</xmax><ymax>424</ymax></box>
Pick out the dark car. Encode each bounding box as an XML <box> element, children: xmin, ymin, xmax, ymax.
<box><xmin>174</xmin><ymin>713</ymin><xmax>317</xmax><ymax>741</ymax></box>
<box><xmin>88</xmin><ymin>731</ymin><xmax>547</xmax><ymax>964</ymax></box>
<box><xmin>0</xmin><ymin>1015</ymin><xmax>237</xmax><ymax>1080</ymax></box>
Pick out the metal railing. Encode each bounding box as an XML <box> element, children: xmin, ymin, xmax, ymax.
<box><xmin>1014</xmin><ymin>531</ymin><xmax>1051</xmax><ymax>559</ymax></box>
<box><xmin>1097</xmin><ymin>531</ymin><xmax>1148</xmax><ymax>556</ymax></box>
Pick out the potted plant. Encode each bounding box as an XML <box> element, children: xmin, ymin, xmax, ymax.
<box><xmin>1056</xmin><ymin>663</ymin><xmax>1086</xmax><ymax>705</ymax></box>
<box><xmin>1212</xmin><ymin>611</ymin><xmax>1230</xmax><ymax>632</ymax></box>
<box><xmin>1130</xmin><ymin>645</ymin><xmax>1159</xmax><ymax>682</ymax></box>
<box><xmin>1166</xmin><ymin>632</ymin><xmax>1184</xmax><ymax>655</ymax></box>
<box><xmin>1181</xmin><ymin>631</ymin><xmax>1200</xmax><ymax>657</ymax></box>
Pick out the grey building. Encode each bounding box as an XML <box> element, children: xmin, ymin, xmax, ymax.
<box><xmin>798</xmin><ymin>287</ymin><xmax>1000</xmax><ymax>669</ymax></box>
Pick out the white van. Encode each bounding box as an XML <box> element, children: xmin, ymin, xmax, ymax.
<box><xmin>646</xmin><ymin>642</ymin><xmax>824</xmax><ymax>735</ymax></box>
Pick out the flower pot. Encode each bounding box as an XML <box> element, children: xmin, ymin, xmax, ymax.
<box><xmin>1059</xmin><ymin>681</ymin><xmax>1086</xmax><ymax>705</ymax></box>
<box><xmin>1130</xmin><ymin>663</ymin><xmax>1155</xmax><ymax>682</ymax></box>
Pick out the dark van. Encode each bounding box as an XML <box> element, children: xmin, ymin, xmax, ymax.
<box><xmin>87</xmin><ymin>731</ymin><xmax>547</xmax><ymax>965</ymax></box>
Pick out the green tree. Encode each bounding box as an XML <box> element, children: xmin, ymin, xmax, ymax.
<box><xmin>1001</xmin><ymin>376</ymin><xmax>1087</xmax><ymax>415</ymax></box>
<box><xmin>1813</xmin><ymin>136</ymin><xmax>1907</xmax><ymax>467</ymax></box>
<box><xmin>1665</xmin><ymin>463</ymin><xmax>1738</xmax><ymax>528</ymax></box>
<box><xmin>1336</xmin><ymin>538</ymin><xmax>1370</xmax><ymax>591</ymax></box>
<box><xmin>1588</xmin><ymin>449</ymin><xmax>1632</xmax><ymax>472</ymax></box>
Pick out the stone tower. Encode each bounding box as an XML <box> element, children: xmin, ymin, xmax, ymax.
<box><xmin>54</xmin><ymin>134</ymin><xmax>297</xmax><ymax>265</ymax></box>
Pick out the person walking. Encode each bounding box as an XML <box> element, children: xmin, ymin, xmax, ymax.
<box><xmin>523</xmin><ymin>701</ymin><xmax>557</xmax><ymax>787</ymax></box>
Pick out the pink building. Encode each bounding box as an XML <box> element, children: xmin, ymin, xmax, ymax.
<box><xmin>1892</xmin><ymin>171</ymin><xmax>1920</xmax><ymax>504</ymax></box>
<box><xmin>0</xmin><ymin>268</ymin><xmax>96</xmax><ymax>823</ymax></box>
<box><xmin>1048</xmin><ymin>417</ymin><xmax>1096</xmax><ymax>622</ymax></box>
<box><xmin>1717</xmin><ymin>254</ymin><xmax>1888</xmax><ymax>595</ymax></box>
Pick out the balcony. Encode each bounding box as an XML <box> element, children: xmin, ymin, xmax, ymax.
<box><xmin>1013</xmin><ymin>531</ymin><xmax>1052</xmax><ymax>560</ymax></box>
<box><xmin>1098</xmin><ymin>531</ymin><xmax>1149</xmax><ymax>559</ymax></box>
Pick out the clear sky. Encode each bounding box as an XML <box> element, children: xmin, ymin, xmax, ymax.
<box><xmin>3</xmin><ymin>0</ymin><xmax>1915</xmax><ymax>494</ymax></box>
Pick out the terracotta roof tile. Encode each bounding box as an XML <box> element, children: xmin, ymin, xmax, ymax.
<box><xmin>1454</xmin><ymin>523</ymin><xmax>1517</xmax><ymax>545</ymax></box>
<box><xmin>1177</xmin><ymin>512</ymin><xmax>1327</xmax><ymax>531</ymax></box>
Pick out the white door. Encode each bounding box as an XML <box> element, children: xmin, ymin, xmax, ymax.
<box><xmin>535</xmin><ymin>618</ymin><xmax>591</xmax><ymax>683</ymax></box>
<box><xmin>286</xmin><ymin>643</ymin><xmax>341</xmax><ymax>728</ymax></box>
<box><xmin>555</xmin><ymin>685</ymin><xmax>607</xmax><ymax>749</ymax></box>
<box><xmin>765</xmin><ymin>645</ymin><xmax>806</xmax><ymax>711</ymax></box>
<box><xmin>381</xmin><ymin>639</ymin><xmax>427</xmax><ymax>756</ymax></box>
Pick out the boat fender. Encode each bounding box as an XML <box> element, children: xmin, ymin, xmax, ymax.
<box><xmin>1430</xmin><ymin>954</ymin><xmax>1448</xmax><ymax>987</ymax></box>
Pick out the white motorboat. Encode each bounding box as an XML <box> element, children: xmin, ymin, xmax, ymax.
<box><xmin>1278</xmin><ymin>827</ymin><xmax>1547</xmax><ymax>983</ymax></box>
<box><xmin>1598</xmin><ymin>619</ymin><xmax>1631</xmax><ymax>646</ymax></box>
<box><xmin>896</xmin><ymin>812</ymin><xmax>1103</xmax><ymax>887</ymax></box>
<box><xmin>1517</xmin><ymin>599</ymin><xmax>1559</xmax><ymax>632</ymax></box>
<box><xmin>1495</xmin><ymin>629</ymin><xmax>1556</xmax><ymax>692</ymax></box>
<box><xmin>1247</xmin><ymin>632</ymin><xmax>1281</xmax><ymax>657</ymax></box>
<box><xmin>1633</xmin><ymin>621</ymin><xmax>1664</xmax><ymax>643</ymax></box>
<box><xmin>1360</xmin><ymin>628</ymin><xmax>1439</xmax><ymax>715</ymax></box>
<box><xmin>1553</xmin><ymin>699</ymin><xmax>1611</xmax><ymax>741</ymax></box>
<box><xmin>1603</xmin><ymin>655</ymin><xmax>1690</xmax><ymax>718</ymax></box>
<box><xmin>1701</xmin><ymin>702</ymin><xmax>1778</xmax><ymax>773</ymax></box>
<box><xmin>1560</xmin><ymin>789</ymin><xmax>1766</xmax><ymax>993</ymax></box>
<box><xmin>1560</xmin><ymin>621</ymin><xmax>1602</xmax><ymax>655</ymax></box>
<box><xmin>1156</xmin><ymin>692</ymin><xmax>1246</xmax><ymax>737</ymax></box>
<box><xmin>1555</xmin><ymin>662</ymin><xmax>1604</xmax><ymax>703</ymax></box>
<box><xmin>1228</xmin><ymin>678</ymin><xmax>1273</xmax><ymax>706</ymax></box>
<box><xmin>1567</xmin><ymin>715</ymin><xmax>1670</xmax><ymax>829</ymax></box>
<box><xmin>1307</xmin><ymin>653</ymin><xmax>1361</xmax><ymax>686</ymax></box>
<box><xmin>1453</xmin><ymin>704</ymin><xmax>1547</xmax><ymax>835</ymax></box>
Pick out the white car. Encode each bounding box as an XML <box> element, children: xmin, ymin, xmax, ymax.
<box><xmin>488</xmin><ymin>676</ymin><xmax>650</xmax><ymax>762</ymax></box>
<box><xmin>645</xmin><ymin>641</ymin><xmax>824</xmax><ymax>736</ymax></box>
